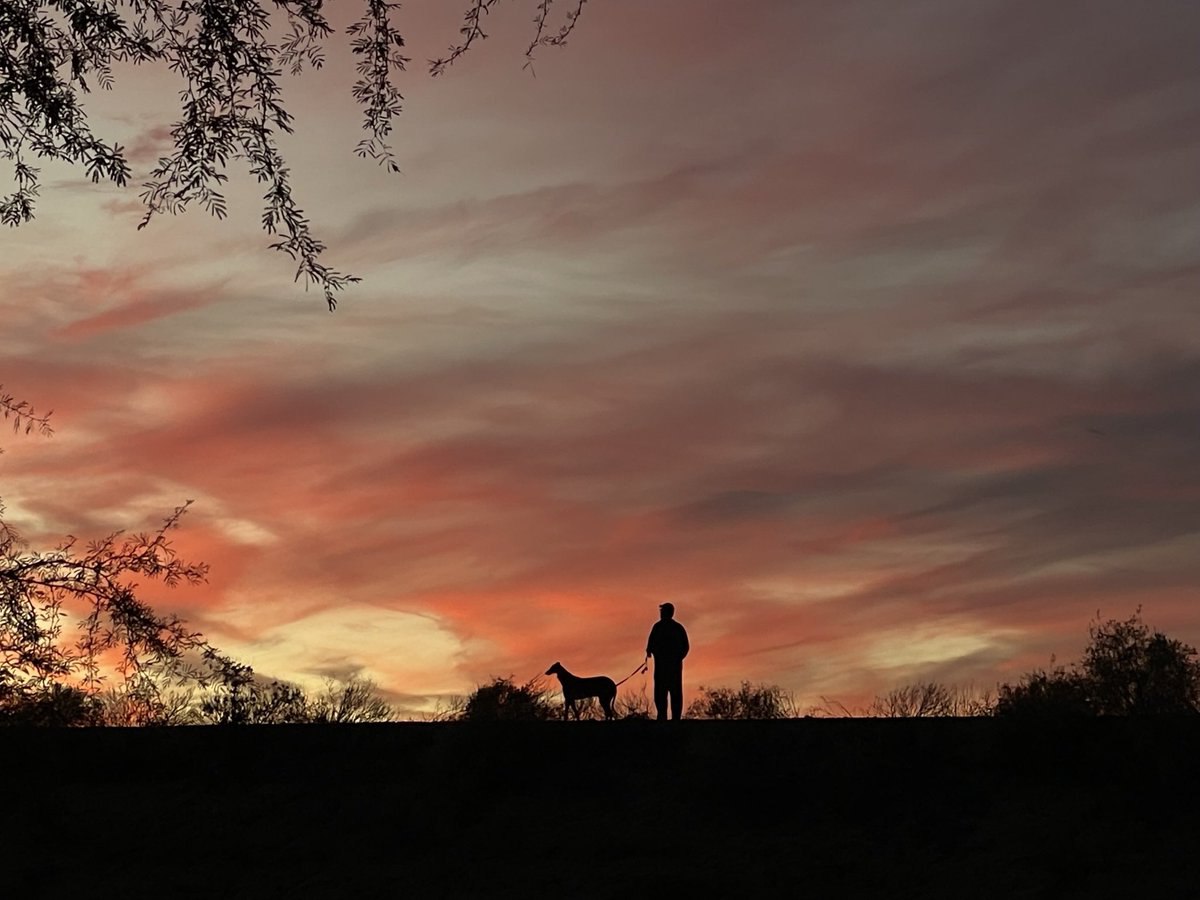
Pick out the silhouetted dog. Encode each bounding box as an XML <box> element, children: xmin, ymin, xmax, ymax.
<box><xmin>545</xmin><ymin>662</ymin><xmax>618</xmax><ymax>720</ymax></box>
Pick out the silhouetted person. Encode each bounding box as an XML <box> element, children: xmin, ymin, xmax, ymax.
<box><xmin>646</xmin><ymin>602</ymin><xmax>689</xmax><ymax>720</ymax></box>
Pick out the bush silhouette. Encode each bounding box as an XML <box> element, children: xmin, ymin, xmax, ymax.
<box><xmin>455</xmin><ymin>677</ymin><xmax>557</xmax><ymax>722</ymax></box>
<box><xmin>995</xmin><ymin>666</ymin><xmax>1092</xmax><ymax>718</ymax></box>
<box><xmin>197</xmin><ymin>674</ymin><xmax>393</xmax><ymax>725</ymax></box>
<box><xmin>1079</xmin><ymin>611</ymin><xmax>1200</xmax><ymax>714</ymax></box>
<box><xmin>868</xmin><ymin>681</ymin><xmax>995</xmax><ymax>717</ymax></box>
<box><xmin>615</xmin><ymin>685</ymin><xmax>654</xmax><ymax>720</ymax></box>
<box><xmin>687</xmin><ymin>681</ymin><xmax>798</xmax><ymax>719</ymax></box>
<box><xmin>0</xmin><ymin>681</ymin><xmax>102</xmax><ymax>726</ymax></box>
<box><xmin>100</xmin><ymin>684</ymin><xmax>201</xmax><ymax>726</ymax></box>
<box><xmin>201</xmin><ymin>679</ymin><xmax>313</xmax><ymax>725</ymax></box>
<box><xmin>996</xmin><ymin>610</ymin><xmax>1200</xmax><ymax>717</ymax></box>
<box><xmin>310</xmin><ymin>677</ymin><xmax>393</xmax><ymax>723</ymax></box>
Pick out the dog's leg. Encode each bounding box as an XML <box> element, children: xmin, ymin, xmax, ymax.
<box><xmin>601</xmin><ymin>680</ymin><xmax>617</xmax><ymax>719</ymax></box>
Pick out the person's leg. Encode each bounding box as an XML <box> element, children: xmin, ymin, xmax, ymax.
<box><xmin>653</xmin><ymin>676</ymin><xmax>668</xmax><ymax>721</ymax></box>
<box><xmin>669</xmin><ymin>668</ymin><xmax>683</xmax><ymax>720</ymax></box>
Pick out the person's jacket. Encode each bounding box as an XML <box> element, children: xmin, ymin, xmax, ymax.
<box><xmin>646</xmin><ymin>619</ymin><xmax>689</xmax><ymax>663</ymax></box>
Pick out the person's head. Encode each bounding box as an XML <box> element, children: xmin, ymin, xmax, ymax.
<box><xmin>659</xmin><ymin>602</ymin><xmax>675</xmax><ymax>620</ymax></box>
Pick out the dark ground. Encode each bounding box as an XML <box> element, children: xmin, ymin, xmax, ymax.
<box><xmin>5</xmin><ymin>718</ymin><xmax>1199</xmax><ymax>899</ymax></box>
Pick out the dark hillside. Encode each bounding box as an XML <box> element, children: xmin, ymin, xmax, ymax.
<box><xmin>7</xmin><ymin>719</ymin><xmax>1199</xmax><ymax>898</ymax></box>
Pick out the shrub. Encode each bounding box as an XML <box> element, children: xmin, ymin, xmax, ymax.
<box><xmin>199</xmin><ymin>679</ymin><xmax>313</xmax><ymax>725</ymax></box>
<box><xmin>615</xmin><ymin>685</ymin><xmax>654</xmax><ymax>720</ymax></box>
<box><xmin>311</xmin><ymin>676</ymin><xmax>394</xmax><ymax>724</ymax></box>
<box><xmin>100</xmin><ymin>683</ymin><xmax>201</xmax><ymax>726</ymax></box>
<box><xmin>994</xmin><ymin>666</ymin><xmax>1092</xmax><ymax>718</ymax></box>
<box><xmin>454</xmin><ymin>676</ymin><xmax>557</xmax><ymax>722</ymax></box>
<box><xmin>0</xmin><ymin>682</ymin><xmax>103</xmax><ymax>726</ymax></box>
<box><xmin>687</xmin><ymin>681</ymin><xmax>798</xmax><ymax>719</ymax></box>
<box><xmin>869</xmin><ymin>681</ymin><xmax>995</xmax><ymax>717</ymax></box>
<box><xmin>1080</xmin><ymin>611</ymin><xmax>1200</xmax><ymax>715</ymax></box>
<box><xmin>995</xmin><ymin>609</ymin><xmax>1200</xmax><ymax>718</ymax></box>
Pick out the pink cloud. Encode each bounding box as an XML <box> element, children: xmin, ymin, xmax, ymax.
<box><xmin>54</xmin><ymin>288</ymin><xmax>226</xmax><ymax>341</ymax></box>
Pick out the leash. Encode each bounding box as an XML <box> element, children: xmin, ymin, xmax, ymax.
<box><xmin>614</xmin><ymin>658</ymin><xmax>649</xmax><ymax>687</ymax></box>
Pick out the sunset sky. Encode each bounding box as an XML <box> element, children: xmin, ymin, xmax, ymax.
<box><xmin>3</xmin><ymin>0</ymin><xmax>1200</xmax><ymax>716</ymax></box>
